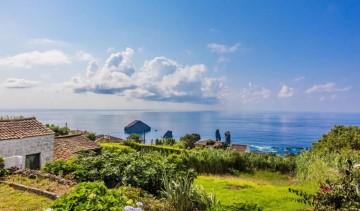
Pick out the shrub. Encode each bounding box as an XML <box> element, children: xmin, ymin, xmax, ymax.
<box><xmin>47</xmin><ymin>124</ymin><xmax>70</xmax><ymax>136</ymax></box>
<box><xmin>0</xmin><ymin>157</ymin><xmax>9</xmax><ymax>177</ymax></box>
<box><xmin>155</xmin><ymin>138</ymin><xmax>176</xmax><ymax>146</ymax></box>
<box><xmin>51</xmin><ymin>182</ymin><xmax>127</xmax><ymax>210</ymax></box>
<box><xmin>86</xmin><ymin>132</ymin><xmax>96</xmax><ymax>141</ymax></box>
<box><xmin>127</xmin><ymin>134</ymin><xmax>142</xmax><ymax>143</ymax></box>
<box><xmin>291</xmin><ymin>160</ymin><xmax>360</xmax><ymax>210</ymax></box>
<box><xmin>180</xmin><ymin>133</ymin><xmax>201</xmax><ymax>149</ymax></box>
<box><xmin>312</xmin><ymin>125</ymin><xmax>360</xmax><ymax>153</ymax></box>
<box><xmin>162</xmin><ymin>171</ymin><xmax>219</xmax><ymax>211</ymax></box>
<box><xmin>99</xmin><ymin>143</ymin><xmax>136</xmax><ymax>154</ymax></box>
<box><xmin>42</xmin><ymin>159</ymin><xmax>76</xmax><ymax>176</ymax></box>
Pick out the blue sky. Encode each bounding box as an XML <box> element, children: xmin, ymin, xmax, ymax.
<box><xmin>0</xmin><ymin>1</ymin><xmax>359</xmax><ymax>112</ymax></box>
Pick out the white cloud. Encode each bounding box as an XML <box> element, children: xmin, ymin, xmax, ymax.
<box><xmin>107</xmin><ymin>47</ymin><xmax>116</xmax><ymax>54</ymax></box>
<box><xmin>278</xmin><ymin>84</ymin><xmax>294</xmax><ymax>98</ymax></box>
<box><xmin>320</xmin><ymin>96</ymin><xmax>325</xmax><ymax>101</ymax></box>
<box><xmin>28</xmin><ymin>38</ymin><xmax>66</xmax><ymax>45</ymax></box>
<box><xmin>237</xmin><ymin>83</ymin><xmax>271</xmax><ymax>104</ymax></box>
<box><xmin>4</xmin><ymin>78</ymin><xmax>40</xmax><ymax>88</ymax></box>
<box><xmin>104</xmin><ymin>47</ymin><xmax>135</xmax><ymax>76</ymax></box>
<box><xmin>64</xmin><ymin>48</ymin><xmax>226</xmax><ymax>104</ymax></box>
<box><xmin>0</xmin><ymin>50</ymin><xmax>70</xmax><ymax>68</ymax></box>
<box><xmin>76</xmin><ymin>50</ymin><xmax>94</xmax><ymax>61</ymax></box>
<box><xmin>294</xmin><ymin>76</ymin><xmax>305</xmax><ymax>82</ymax></box>
<box><xmin>306</xmin><ymin>82</ymin><xmax>351</xmax><ymax>94</ymax></box>
<box><xmin>207</xmin><ymin>43</ymin><xmax>240</xmax><ymax>53</ymax></box>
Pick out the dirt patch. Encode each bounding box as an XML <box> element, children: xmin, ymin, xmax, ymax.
<box><xmin>5</xmin><ymin>175</ymin><xmax>74</xmax><ymax>196</ymax></box>
<box><xmin>227</xmin><ymin>185</ymin><xmax>244</xmax><ymax>190</ymax></box>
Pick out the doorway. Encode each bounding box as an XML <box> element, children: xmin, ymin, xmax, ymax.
<box><xmin>25</xmin><ymin>153</ymin><xmax>40</xmax><ymax>170</ymax></box>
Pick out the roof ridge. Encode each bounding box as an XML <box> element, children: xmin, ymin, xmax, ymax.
<box><xmin>0</xmin><ymin>117</ymin><xmax>36</xmax><ymax>122</ymax></box>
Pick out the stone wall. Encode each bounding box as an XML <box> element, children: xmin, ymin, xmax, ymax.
<box><xmin>0</xmin><ymin>135</ymin><xmax>54</xmax><ymax>169</ymax></box>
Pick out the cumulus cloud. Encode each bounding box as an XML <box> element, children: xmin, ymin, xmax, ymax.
<box><xmin>306</xmin><ymin>82</ymin><xmax>351</xmax><ymax>94</ymax></box>
<box><xmin>64</xmin><ymin>48</ymin><xmax>225</xmax><ymax>104</ymax></box>
<box><xmin>4</xmin><ymin>78</ymin><xmax>40</xmax><ymax>88</ymax></box>
<box><xmin>76</xmin><ymin>51</ymin><xmax>94</xmax><ymax>61</ymax></box>
<box><xmin>0</xmin><ymin>50</ymin><xmax>70</xmax><ymax>68</ymax></box>
<box><xmin>278</xmin><ymin>84</ymin><xmax>294</xmax><ymax>98</ymax></box>
<box><xmin>207</xmin><ymin>43</ymin><xmax>240</xmax><ymax>53</ymax></box>
<box><xmin>237</xmin><ymin>83</ymin><xmax>271</xmax><ymax>104</ymax></box>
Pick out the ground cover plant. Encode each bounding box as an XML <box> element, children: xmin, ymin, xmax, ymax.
<box><xmin>0</xmin><ymin>183</ymin><xmax>53</xmax><ymax>211</ymax></box>
<box><xmin>195</xmin><ymin>172</ymin><xmax>314</xmax><ymax>211</ymax></box>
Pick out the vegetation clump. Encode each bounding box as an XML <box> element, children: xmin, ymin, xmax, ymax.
<box><xmin>0</xmin><ymin>157</ymin><xmax>9</xmax><ymax>177</ymax></box>
<box><xmin>180</xmin><ymin>133</ymin><xmax>201</xmax><ymax>149</ymax></box>
<box><xmin>46</xmin><ymin>124</ymin><xmax>70</xmax><ymax>136</ymax></box>
<box><xmin>312</xmin><ymin>125</ymin><xmax>360</xmax><ymax>153</ymax></box>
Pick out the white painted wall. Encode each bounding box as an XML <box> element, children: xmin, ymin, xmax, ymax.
<box><xmin>0</xmin><ymin>135</ymin><xmax>54</xmax><ymax>169</ymax></box>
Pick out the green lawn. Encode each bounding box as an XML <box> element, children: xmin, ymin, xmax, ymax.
<box><xmin>195</xmin><ymin>171</ymin><xmax>316</xmax><ymax>211</ymax></box>
<box><xmin>0</xmin><ymin>183</ymin><xmax>53</xmax><ymax>211</ymax></box>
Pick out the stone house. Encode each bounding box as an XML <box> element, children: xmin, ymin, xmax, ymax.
<box><xmin>0</xmin><ymin>117</ymin><xmax>55</xmax><ymax>170</ymax></box>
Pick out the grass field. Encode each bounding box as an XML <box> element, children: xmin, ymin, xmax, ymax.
<box><xmin>0</xmin><ymin>183</ymin><xmax>53</xmax><ymax>211</ymax></box>
<box><xmin>195</xmin><ymin>171</ymin><xmax>316</xmax><ymax>211</ymax></box>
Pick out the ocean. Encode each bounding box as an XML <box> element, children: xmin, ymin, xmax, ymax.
<box><xmin>1</xmin><ymin>109</ymin><xmax>359</xmax><ymax>155</ymax></box>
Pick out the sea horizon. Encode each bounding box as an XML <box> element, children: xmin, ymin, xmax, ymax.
<box><xmin>1</xmin><ymin>109</ymin><xmax>359</xmax><ymax>155</ymax></box>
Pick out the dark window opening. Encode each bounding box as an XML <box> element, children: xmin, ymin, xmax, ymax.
<box><xmin>25</xmin><ymin>153</ymin><xmax>40</xmax><ymax>170</ymax></box>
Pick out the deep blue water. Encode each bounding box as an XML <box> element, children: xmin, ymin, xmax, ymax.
<box><xmin>1</xmin><ymin>109</ymin><xmax>359</xmax><ymax>155</ymax></box>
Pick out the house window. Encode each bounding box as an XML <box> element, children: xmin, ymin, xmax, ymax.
<box><xmin>25</xmin><ymin>153</ymin><xmax>40</xmax><ymax>170</ymax></box>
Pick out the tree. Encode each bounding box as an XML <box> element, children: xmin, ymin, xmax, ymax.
<box><xmin>180</xmin><ymin>133</ymin><xmax>201</xmax><ymax>149</ymax></box>
<box><xmin>312</xmin><ymin>125</ymin><xmax>360</xmax><ymax>153</ymax></box>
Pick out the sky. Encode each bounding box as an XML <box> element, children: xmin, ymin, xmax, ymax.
<box><xmin>0</xmin><ymin>0</ymin><xmax>359</xmax><ymax>112</ymax></box>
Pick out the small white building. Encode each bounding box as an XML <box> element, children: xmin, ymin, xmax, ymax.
<box><xmin>0</xmin><ymin>117</ymin><xmax>55</xmax><ymax>170</ymax></box>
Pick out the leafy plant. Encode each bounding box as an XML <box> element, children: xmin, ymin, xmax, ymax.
<box><xmin>0</xmin><ymin>157</ymin><xmax>9</xmax><ymax>177</ymax></box>
<box><xmin>50</xmin><ymin>182</ymin><xmax>127</xmax><ymax>210</ymax></box>
<box><xmin>127</xmin><ymin>134</ymin><xmax>143</xmax><ymax>143</ymax></box>
<box><xmin>312</xmin><ymin>125</ymin><xmax>360</xmax><ymax>153</ymax></box>
<box><xmin>162</xmin><ymin>171</ymin><xmax>219</xmax><ymax>211</ymax></box>
<box><xmin>46</xmin><ymin>124</ymin><xmax>70</xmax><ymax>136</ymax></box>
<box><xmin>86</xmin><ymin>131</ymin><xmax>96</xmax><ymax>141</ymax></box>
<box><xmin>180</xmin><ymin>133</ymin><xmax>201</xmax><ymax>149</ymax></box>
<box><xmin>290</xmin><ymin>159</ymin><xmax>360</xmax><ymax>210</ymax></box>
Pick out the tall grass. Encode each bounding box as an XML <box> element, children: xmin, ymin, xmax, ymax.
<box><xmin>295</xmin><ymin>150</ymin><xmax>360</xmax><ymax>185</ymax></box>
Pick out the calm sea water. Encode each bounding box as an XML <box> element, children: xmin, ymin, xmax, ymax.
<box><xmin>1</xmin><ymin>109</ymin><xmax>359</xmax><ymax>155</ymax></box>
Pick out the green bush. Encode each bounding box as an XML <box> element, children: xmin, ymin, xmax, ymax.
<box><xmin>162</xmin><ymin>171</ymin><xmax>219</xmax><ymax>211</ymax></box>
<box><xmin>44</xmin><ymin>150</ymin><xmax>178</xmax><ymax>195</ymax></box>
<box><xmin>155</xmin><ymin>138</ymin><xmax>176</xmax><ymax>146</ymax></box>
<box><xmin>126</xmin><ymin>134</ymin><xmax>143</xmax><ymax>143</ymax></box>
<box><xmin>180</xmin><ymin>133</ymin><xmax>201</xmax><ymax>149</ymax></box>
<box><xmin>123</xmin><ymin>141</ymin><xmax>182</xmax><ymax>155</ymax></box>
<box><xmin>51</xmin><ymin>182</ymin><xmax>127</xmax><ymax>210</ymax></box>
<box><xmin>86</xmin><ymin>132</ymin><xmax>96</xmax><ymax>141</ymax></box>
<box><xmin>42</xmin><ymin>159</ymin><xmax>76</xmax><ymax>176</ymax></box>
<box><xmin>295</xmin><ymin>150</ymin><xmax>360</xmax><ymax>184</ymax></box>
<box><xmin>47</xmin><ymin>124</ymin><xmax>70</xmax><ymax>136</ymax></box>
<box><xmin>99</xmin><ymin>143</ymin><xmax>136</xmax><ymax>153</ymax></box>
<box><xmin>312</xmin><ymin>125</ymin><xmax>360</xmax><ymax>153</ymax></box>
<box><xmin>0</xmin><ymin>157</ymin><xmax>9</xmax><ymax>177</ymax></box>
<box><xmin>291</xmin><ymin>160</ymin><xmax>360</xmax><ymax>210</ymax></box>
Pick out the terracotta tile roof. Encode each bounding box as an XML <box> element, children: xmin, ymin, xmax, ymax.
<box><xmin>0</xmin><ymin>117</ymin><xmax>54</xmax><ymax>141</ymax></box>
<box><xmin>230</xmin><ymin>144</ymin><xmax>250</xmax><ymax>153</ymax></box>
<box><xmin>195</xmin><ymin>140</ymin><xmax>223</xmax><ymax>147</ymax></box>
<box><xmin>95</xmin><ymin>134</ymin><xmax>123</xmax><ymax>142</ymax></box>
<box><xmin>54</xmin><ymin>134</ymin><xmax>102</xmax><ymax>160</ymax></box>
